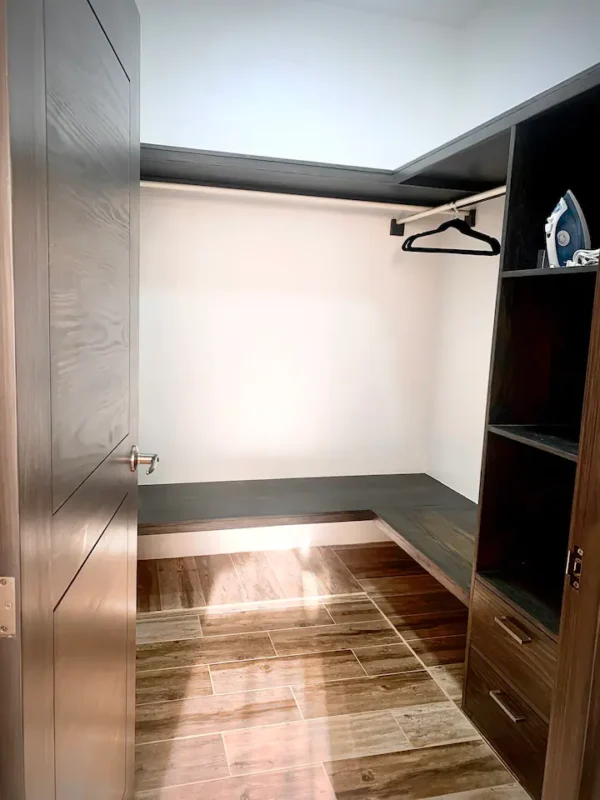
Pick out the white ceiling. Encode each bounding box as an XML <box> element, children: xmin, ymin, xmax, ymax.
<box><xmin>307</xmin><ymin>0</ymin><xmax>495</xmax><ymax>27</ymax></box>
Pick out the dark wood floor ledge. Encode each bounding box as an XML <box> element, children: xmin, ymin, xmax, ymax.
<box><xmin>139</xmin><ymin>475</ymin><xmax>476</xmax><ymax>605</ymax></box>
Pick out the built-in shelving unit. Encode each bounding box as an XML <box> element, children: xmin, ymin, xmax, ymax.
<box><xmin>465</xmin><ymin>76</ymin><xmax>600</xmax><ymax>800</ymax></box>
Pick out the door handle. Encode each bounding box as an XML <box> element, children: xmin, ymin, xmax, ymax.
<box><xmin>489</xmin><ymin>690</ymin><xmax>526</xmax><ymax>723</ymax></box>
<box><xmin>130</xmin><ymin>445</ymin><xmax>160</xmax><ymax>475</ymax></box>
<box><xmin>494</xmin><ymin>615</ymin><xmax>532</xmax><ymax>645</ymax></box>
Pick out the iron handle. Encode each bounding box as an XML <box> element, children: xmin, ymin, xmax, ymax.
<box><xmin>489</xmin><ymin>690</ymin><xmax>526</xmax><ymax>723</ymax></box>
<box><xmin>130</xmin><ymin>446</ymin><xmax>160</xmax><ymax>475</ymax></box>
<box><xmin>494</xmin><ymin>615</ymin><xmax>532</xmax><ymax>645</ymax></box>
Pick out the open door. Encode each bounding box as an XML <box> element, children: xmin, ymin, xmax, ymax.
<box><xmin>0</xmin><ymin>1</ymin><xmax>140</xmax><ymax>797</ymax></box>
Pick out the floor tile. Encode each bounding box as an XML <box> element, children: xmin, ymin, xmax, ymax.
<box><xmin>295</xmin><ymin>546</ymin><xmax>363</xmax><ymax>594</ymax></box>
<box><xmin>135</xmin><ymin>686</ymin><xmax>301</xmax><ymax>744</ymax></box>
<box><xmin>324</xmin><ymin>597</ymin><xmax>384</xmax><ymax>624</ymax></box>
<box><xmin>210</xmin><ymin>649</ymin><xmax>364</xmax><ymax>694</ymax></box>
<box><xmin>264</xmin><ymin>549</ymin><xmax>324</xmax><ymax>598</ymax></box>
<box><xmin>224</xmin><ymin>710</ymin><xmax>410</xmax><ymax>775</ymax></box>
<box><xmin>372</xmin><ymin>591</ymin><xmax>466</xmax><ymax>619</ymax></box>
<box><xmin>293</xmin><ymin>671</ymin><xmax>446</xmax><ymax>718</ymax></box>
<box><xmin>193</xmin><ymin>554</ymin><xmax>247</xmax><ymax>605</ymax></box>
<box><xmin>360</xmin><ymin>574</ymin><xmax>446</xmax><ymax>596</ymax></box>
<box><xmin>136</xmin><ymin>666</ymin><xmax>213</xmax><ymax>705</ymax></box>
<box><xmin>409</xmin><ymin>635</ymin><xmax>467</xmax><ymax>667</ymax></box>
<box><xmin>353</xmin><ymin>643</ymin><xmax>424</xmax><ymax>676</ymax></box>
<box><xmin>333</xmin><ymin>542</ymin><xmax>397</xmax><ymax>551</ymax></box>
<box><xmin>137</xmin><ymin>561</ymin><xmax>161</xmax><ymax>613</ymax></box>
<box><xmin>156</xmin><ymin>558</ymin><xmax>207</xmax><ymax>610</ymax></box>
<box><xmin>135</xmin><ymin>734</ymin><xmax>228</xmax><ymax>792</ymax></box>
<box><xmin>393</xmin><ymin>701</ymin><xmax>479</xmax><ymax>748</ymax></box>
<box><xmin>433</xmin><ymin>786</ymin><xmax>530</xmax><ymax>800</ymax></box>
<box><xmin>231</xmin><ymin>551</ymin><xmax>286</xmax><ymax>601</ymax></box>
<box><xmin>136</xmin><ymin>631</ymin><xmax>275</xmax><ymax>672</ymax></box>
<box><xmin>199</xmin><ymin>600</ymin><xmax>333</xmax><ymax>637</ymax></box>
<box><xmin>335</xmin><ymin>544</ymin><xmax>425</xmax><ymax>580</ymax></box>
<box><xmin>270</xmin><ymin>619</ymin><xmax>399</xmax><ymax>656</ymax></box>
<box><xmin>134</xmin><ymin>764</ymin><xmax>336</xmax><ymax>799</ymax></box>
<box><xmin>136</xmin><ymin>615</ymin><xmax>202</xmax><ymax>645</ymax></box>
<box><xmin>324</xmin><ymin>739</ymin><xmax>512</xmax><ymax>799</ymax></box>
<box><xmin>391</xmin><ymin>610</ymin><xmax>469</xmax><ymax>642</ymax></box>
<box><xmin>429</xmin><ymin>664</ymin><xmax>465</xmax><ymax>702</ymax></box>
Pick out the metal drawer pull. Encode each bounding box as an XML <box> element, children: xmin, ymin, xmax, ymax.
<box><xmin>494</xmin><ymin>615</ymin><xmax>532</xmax><ymax>645</ymax></box>
<box><xmin>489</xmin><ymin>690</ymin><xmax>526</xmax><ymax>723</ymax></box>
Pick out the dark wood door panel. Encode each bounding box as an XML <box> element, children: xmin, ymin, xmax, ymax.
<box><xmin>54</xmin><ymin>499</ymin><xmax>129</xmax><ymax>800</ymax></box>
<box><xmin>51</xmin><ymin>436</ymin><xmax>132</xmax><ymax>607</ymax></box>
<box><xmin>46</xmin><ymin>0</ymin><xmax>131</xmax><ymax>512</ymax></box>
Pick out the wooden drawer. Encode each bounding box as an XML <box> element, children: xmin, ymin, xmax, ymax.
<box><xmin>470</xmin><ymin>578</ymin><xmax>557</xmax><ymax>720</ymax></box>
<box><xmin>465</xmin><ymin>648</ymin><xmax>548</xmax><ymax>799</ymax></box>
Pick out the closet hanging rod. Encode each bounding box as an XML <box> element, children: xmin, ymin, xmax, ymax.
<box><xmin>390</xmin><ymin>185</ymin><xmax>507</xmax><ymax>236</ymax></box>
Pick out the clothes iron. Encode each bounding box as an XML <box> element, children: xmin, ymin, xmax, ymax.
<box><xmin>545</xmin><ymin>190</ymin><xmax>591</xmax><ymax>268</ymax></box>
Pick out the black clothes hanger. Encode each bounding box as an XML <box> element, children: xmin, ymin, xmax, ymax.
<box><xmin>402</xmin><ymin>217</ymin><xmax>501</xmax><ymax>256</ymax></box>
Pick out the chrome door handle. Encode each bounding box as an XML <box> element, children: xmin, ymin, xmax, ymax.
<box><xmin>130</xmin><ymin>445</ymin><xmax>160</xmax><ymax>475</ymax></box>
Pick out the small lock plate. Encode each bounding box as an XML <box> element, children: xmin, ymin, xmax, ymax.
<box><xmin>567</xmin><ymin>546</ymin><xmax>584</xmax><ymax>590</ymax></box>
<box><xmin>0</xmin><ymin>577</ymin><xmax>16</xmax><ymax>637</ymax></box>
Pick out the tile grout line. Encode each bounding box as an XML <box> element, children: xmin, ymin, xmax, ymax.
<box><xmin>368</xmin><ymin>594</ymin><xmax>435</xmax><ymax>673</ymax></box>
<box><xmin>288</xmin><ymin>685</ymin><xmax>305</xmax><ymax>720</ymax></box>
<box><xmin>220</xmin><ymin>731</ymin><xmax>233</xmax><ymax>778</ymax></box>
<box><xmin>349</xmin><ymin>648</ymin><xmax>370</xmax><ymax>677</ymax></box>
<box><xmin>320</xmin><ymin>761</ymin><xmax>338</xmax><ymax>798</ymax></box>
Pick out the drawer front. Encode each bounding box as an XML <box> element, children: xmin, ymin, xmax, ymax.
<box><xmin>465</xmin><ymin>648</ymin><xmax>548</xmax><ymax>799</ymax></box>
<box><xmin>470</xmin><ymin>579</ymin><xmax>557</xmax><ymax>719</ymax></box>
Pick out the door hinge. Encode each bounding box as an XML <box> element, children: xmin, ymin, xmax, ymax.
<box><xmin>566</xmin><ymin>546</ymin><xmax>584</xmax><ymax>590</ymax></box>
<box><xmin>0</xmin><ymin>577</ymin><xmax>16</xmax><ymax>637</ymax></box>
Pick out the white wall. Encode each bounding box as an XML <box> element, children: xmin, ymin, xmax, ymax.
<box><xmin>139</xmin><ymin>185</ymin><xmax>438</xmax><ymax>485</ymax></box>
<box><xmin>427</xmin><ymin>197</ymin><xmax>504</xmax><ymax>501</ymax></box>
<box><xmin>457</xmin><ymin>0</ymin><xmax>600</xmax><ymax>136</ymax></box>
<box><xmin>137</xmin><ymin>0</ymin><xmax>460</xmax><ymax>169</ymax></box>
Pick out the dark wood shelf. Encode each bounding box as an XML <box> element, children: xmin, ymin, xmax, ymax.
<box><xmin>138</xmin><ymin>475</ymin><xmax>477</xmax><ymax>605</ymax></box>
<box><xmin>488</xmin><ymin>425</ymin><xmax>579</xmax><ymax>462</ymax></box>
<box><xmin>479</xmin><ymin>571</ymin><xmax>562</xmax><ymax>639</ymax></box>
<box><xmin>502</xmin><ymin>266</ymin><xmax>598</xmax><ymax>278</ymax></box>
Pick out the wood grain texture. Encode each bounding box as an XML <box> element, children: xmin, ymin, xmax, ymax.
<box><xmin>137</xmin><ymin>560</ymin><xmax>161</xmax><ymax>613</ymax></box>
<box><xmin>136</xmin><ymin>631</ymin><xmax>276</xmax><ymax>672</ymax></box>
<box><xmin>353</xmin><ymin>643</ymin><xmax>425</xmax><ymax>677</ymax></box>
<box><xmin>390</xmin><ymin>609</ymin><xmax>469</xmax><ymax>642</ymax></box>
<box><xmin>393</xmin><ymin>701</ymin><xmax>479</xmax><ymax>748</ymax></box>
<box><xmin>134</xmin><ymin>764</ymin><xmax>336</xmax><ymax>800</ymax></box>
<box><xmin>324</xmin><ymin>597</ymin><xmax>384</xmax><ymax>624</ymax></box>
<box><xmin>544</xmin><ymin>223</ymin><xmax>600</xmax><ymax>799</ymax></box>
<box><xmin>199</xmin><ymin>599</ymin><xmax>334</xmax><ymax>636</ymax></box>
<box><xmin>270</xmin><ymin>619</ymin><xmax>399</xmax><ymax>656</ymax></box>
<box><xmin>136</xmin><ymin>614</ymin><xmax>202</xmax><ymax>644</ymax></box>
<box><xmin>224</xmin><ymin>711</ymin><xmax>410</xmax><ymax>775</ymax></box>
<box><xmin>136</xmin><ymin>665</ymin><xmax>213</xmax><ymax>705</ymax></box>
<box><xmin>194</xmin><ymin>554</ymin><xmax>247</xmax><ymax>605</ymax></box>
<box><xmin>0</xmin><ymin>3</ymin><xmax>25</xmax><ymax>796</ymax></box>
<box><xmin>4</xmin><ymin>1</ymin><xmax>54</xmax><ymax>797</ymax></box>
<box><xmin>135</xmin><ymin>734</ymin><xmax>228</xmax><ymax>792</ymax></box>
<box><xmin>409</xmin><ymin>635</ymin><xmax>467</xmax><ymax>667</ymax></box>
<box><xmin>54</xmin><ymin>503</ymin><xmax>129</xmax><ymax>799</ymax></box>
<box><xmin>230</xmin><ymin>551</ymin><xmax>286</xmax><ymax>601</ymax></box>
<box><xmin>470</xmin><ymin>579</ymin><xmax>556</xmax><ymax>721</ymax></box>
<box><xmin>210</xmin><ymin>649</ymin><xmax>364</xmax><ymax>694</ymax></box>
<box><xmin>293</xmin><ymin>671</ymin><xmax>446</xmax><ymax>719</ymax></box>
<box><xmin>264</xmin><ymin>549</ymin><xmax>323</xmax><ymax>597</ymax></box>
<box><xmin>429</xmin><ymin>664</ymin><xmax>465</xmax><ymax>702</ymax></box>
<box><xmin>465</xmin><ymin>649</ymin><xmax>548</xmax><ymax>799</ymax></box>
<box><xmin>335</xmin><ymin>544</ymin><xmax>421</xmax><ymax>580</ymax></box>
<box><xmin>47</xmin><ymin>0</ymin><xmax>131</xmax><ymax>511</ymax></box>
<box><xmin>324</xmin><ymin>739</ymin><xmax>512</xmax><ymax>800</ymax></box>
<box><xmin>372</xmin><ymin>590</ymin><xmax>466</xmax><ymax>619</ymax></box>
<box><xmin>135</xmin><ymin>686</ymin><xmax>301</xmax><ymax>743</ymax></box>
<box><xmin>359</xmin><ymin>574</ymin><xmax>444</xmax><ymax>596</ymax></box>
<box><xmin>156</xmin><ymin>558</ymin><xmax>207</xmax><ymax>610</ymax></box>
<box><xmin>295</xmin><ymin>546</ymin><xmax>363</xmax><ymax>594</ymax></box>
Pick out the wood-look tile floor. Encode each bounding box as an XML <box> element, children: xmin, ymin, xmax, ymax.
<box><xmin>136</xmin><ymin>543</ymin><xmax>527</xmax><ymax>800</ymax></box>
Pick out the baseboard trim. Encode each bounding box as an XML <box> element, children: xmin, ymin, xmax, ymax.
<box><xmin>137</xmin><ymin>520</ymin><xmax>389</xmax><ymax>560</ymax></box>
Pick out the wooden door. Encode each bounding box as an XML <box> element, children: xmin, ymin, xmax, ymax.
<box><xmin>0</xmin><ymin>0</ymin><xmax>140</xmax><ymax>798</ymax></box>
